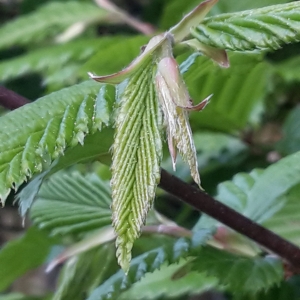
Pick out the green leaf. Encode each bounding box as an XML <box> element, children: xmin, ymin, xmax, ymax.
<box><xmin>244</xmin><ymin>151</ymin><xmax>300</xmax><ymax>222</ymax></box>
<box><xmin>16</xmin><ymin>125</ymin><xmax>115</xmax><ymax>217</ymax></box>
<box><xmin>276</xmin><ymin>106</ymin><xmax>300</xmax><ymax>155</ymax></box>
<box><xmin>0</xmin><ymin>81</ymin><xmax>115</xmax><ymax>205</ymax></box>
<box><xmin>0</xmin><ymin>2</ymin><xmax>106</xmax><ymax>50</ymax></box>
<box><xmin>111</xmin><ymin>61</ymin><xmax>163</xmax><ymax>271</ymax></box>
<box><xmin>119</xmin><ymin>260</ymin><xmax>218</xmax><ymax>300</ymax></box>
<box><xmin>210</xmin><ymin>0</ymin><xmax>291</xmax><ymax>15</ymax></box>
<box><xmin>191</xmin><ymin>2</ymin><xmax>300</xmax><ymax>51</ymax></box>
<box><xmin>239</xmin><ymin>276</ymin><xmax>300</xmax><ymax>300</ymax></box>
<box><xmin>183</xmin><ymin>52</ymin><xmax>271</xmax><ymax>132</ymax></box>
<box><xmin>196</xmin><ymin>151</ymin><xmax>300</xmax><ymax>236</ymax></box>
<box><xmin>192</xmin><ymin>247</ymin><xmax>283</xmax><ymax>294</ymax></box>
<box><xmin>275</xmin><ymin>55</ymin><xmax>300</xmax><ymax>83</ymax></box>
<box><xmin>160</xmin><ymin>0</ymin><xmax>290</xmax><ymax>30</ymax></box>
<box><xmin>263</xmin><ymin>184</ymin><xmax>300</xmax><ymax>247</ymax></box>
<box><xmin>0</xmin><ymin>39</ymin><xmax>109</xmax><ymax>84</ymax></box>
<box><xmin>87</xmin><ymin>229</ymin><xmax>213</xmax><ymax>300</ymax></box>
<box><xmin>53</xmin><ymin>244</ymin><xmax>118</xmax><ymax>300</ymax></box>
<box><xmin>30</xmin><ymin>171</ymin><xmax>111</xmax><ymax>236</ymax></box>
<box><xmin>0</xmin><ymin>227</ymin><xmax>53</xmax><ymax>292</ymax></box>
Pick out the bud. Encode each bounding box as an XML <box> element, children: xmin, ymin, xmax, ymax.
<box><xmin>156</xmin><ymin>56</ymin><xmax>211</xmax><ymax>185</ymax></box>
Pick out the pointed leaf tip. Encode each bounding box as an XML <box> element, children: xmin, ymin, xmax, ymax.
<box><xmin>182</xmin><ymin>39</ymin><xmax>230</xmax><ymax>68</ymax></box>
<box><xmin>169</xmin><ymin>0</ymin><xmax>218</xmax><ymax>43</ymax></box>
<box><xmin>182</xmin><ymin>94</ymin><xmax>212</xmax><ymax>111</ymax></box>
<box><xmin>111</xmin><ymin>61</ymin><xmax>163</xmax><ymax>271</ymax></box>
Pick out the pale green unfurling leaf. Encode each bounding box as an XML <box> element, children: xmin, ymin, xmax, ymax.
<box><xmin>111</xmin><ymin>61</ymin><xmax>163</xmax><ymax>271</ymax></box>
<box><xmin>89</xmin><ymin>33</ymin><xmax>210</xmax><ymax>271</ymax></box>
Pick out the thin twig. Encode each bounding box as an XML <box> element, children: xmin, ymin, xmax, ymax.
<box><xmin>94</xmin><ymin>0</ymin><xmax>155</xmax><ymax>35</ymax></box>
<box><xmin>143</xmin><ymin>225</ymin><xmax>192</xmax><ymax>238</ymax></box>
<box><xmin>0</xmin><ymin>86</ymin><xmax>29</xmax><ymax>110</ymax></box>
<box><xmin>159</xmin><ymin>169</ymin><xmax>300</xmax><ymax>270</ymax></box>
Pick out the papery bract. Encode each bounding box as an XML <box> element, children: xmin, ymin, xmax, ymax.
<box><xmin>156</xmin><ymin>57</ymin><xmax>211</xmax><ymax>185</ymax></box>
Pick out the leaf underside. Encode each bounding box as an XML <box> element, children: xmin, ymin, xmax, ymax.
<box><xmin>119</xmin><ymin>260</ymin><xmax>217</xmax><ymax>300</ymax></box>
<box><xmin>192</xmin><ymin>2</ymin><xmax>300</xmax><ymax>51</ymax></box>
<box><xmin>0</xmin><ymin>81</ymin><xmax>113</xmax><ymax>205</ymax></box>
<box><xmin>111</xmin><ymin>61</ymin><xmax>163</xmax><ymax>271</ymax></box>
<box><xmin>31</xmin><ymin>171</ymin><xmax>112</xmax><ymax>236</ymax></box>
<box><xmin>88</xmin><ymin>230</ymin><xmax>212</xmax><ymax>300</ymax></box>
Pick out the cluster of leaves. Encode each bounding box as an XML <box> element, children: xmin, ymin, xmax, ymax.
<box><xmin>1</xmin><ymin>0</ymin><xmax>300</xmax><ymax>299</ymax></box>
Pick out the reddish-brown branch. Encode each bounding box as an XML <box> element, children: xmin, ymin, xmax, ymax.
<box><xmin>0</xmin><ymin>86</ymin><xmax>29</xmax><ymax>110</ymax></box>
<box><xmin>159</xmin><ymin>169</ymin><xmax>300</xmax><ymax>270</ymax></box>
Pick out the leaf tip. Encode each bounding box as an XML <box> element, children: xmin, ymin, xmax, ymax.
<box><xmin>116</xmin><ymin>236</ymin><xmax>133</xmax><ymax>273</ymax></box>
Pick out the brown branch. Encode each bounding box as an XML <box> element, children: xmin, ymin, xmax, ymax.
<box><xmin>0</xmin><ymin>86</ymin><xmax>29</xmax><ymax>110</ymax></box>
<box><xmin>159</xmin><ymin>169</ymin><xmax>300</xmax><ymax>270</ymax></box>
<box><xmin>4</xmin><ymin>82</ymin><xmax>300</xmax><ymax>271</ymax></box>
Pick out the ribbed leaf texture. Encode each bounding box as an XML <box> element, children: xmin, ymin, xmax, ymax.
<box><xmin>0</xmin><ymin>81</ymin><xmax>114</xmax><ymax>205</ymax></box>
<box><xmin>0</xmin><ymin>39</ymin><xmax>106</xmax><ymax>83</ymax></box>
<box><xmin>31</xmin><ymin>171</ymin><xmax>111</xmax><ymax>236</ymax></box>
<box><xmin>87</xmin><ymin>230</ymin><xmax>213</xmax><ymax>300</ymax></box>
<box><xmin>111</xmin><ymin>61</ymin><xmax>163</xmax><ymax>271</ymax></box>
<box><xmin>192</xmin><ymin>247</ymin><xmax>283</xmax><ymax>294</ymax></box>
<box><xmin>191</xmin><ymin>2</ymin><xmax>300</xmax><ymax>51</ymax></box>
<box><xmin>0</xmin><ymin>2</ymin><xmax>105</xmax><ymax>50</ymax></box>
<box><xmin>160</xmin><ymin>0</ymin><xmax>291</xmax><ymax>29</ymax></box>
<box><xmin>119</xmin><ymin>260</ymin><xmax>217</xmax><ymax>299</ymax></box>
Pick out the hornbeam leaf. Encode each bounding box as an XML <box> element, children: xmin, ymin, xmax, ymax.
<box><xmin>191</xmin><ymin>1</ymin><xmax>300</xmax><ymax>51</ymax></box>
<box><xmin>0</xmin><ymin>81</ymin><xmax>114</xmax><ymax>206</ymax></box>
<box><xmin>88</xmin><ymin>229</ymin><xmax>213</xmax><ymax>300</ymax></box>
<box><xmin>111</xmin><ymin>61</ymin><xmax>163</xmax><ymax>271</ymax></box>
<box><xmin>31</xmin><ymin>171</ymin><xmax>112</xmax><ymax>236</ymax></box>
<box><xmin>119</xmin><ymin>260</ymin><xmax>217</xmax><ymax>300</ymax></box>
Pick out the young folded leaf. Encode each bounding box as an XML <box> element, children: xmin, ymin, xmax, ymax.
<box><xmin>111</xmin><ymin>61</ymin><xmax>163</xmax><ymax>272</ymax></box>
